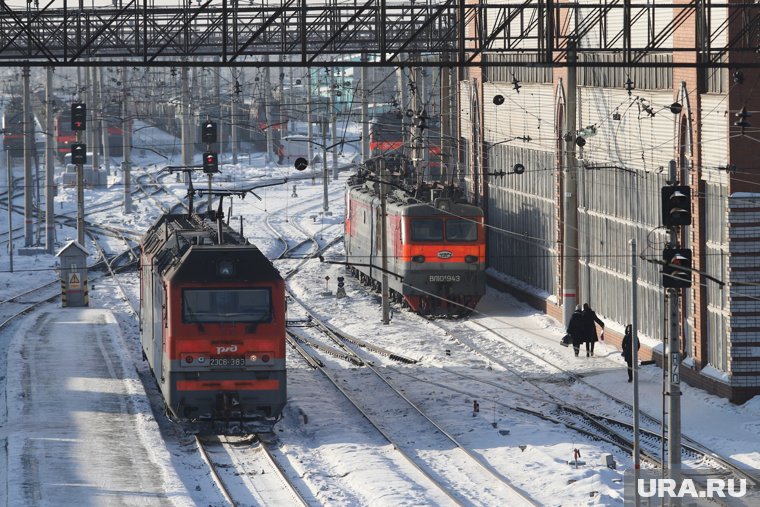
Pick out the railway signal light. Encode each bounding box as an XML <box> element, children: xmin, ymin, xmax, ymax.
<box><xmin>294</xmin><ymin>157</ymin><xmax>308</xmax><ymax>171</ymax></box>
<box><xmin>662</xmin><ymin>248</ymin><xmax>692</xmax><ymax>289</ymax></box>
<box><xmin>203</xmin><ymin>152</ymin><xmax>219</xmax><ymax>174</ymax></box>
<box><xmin>71</xmin><ymin>143</ymin><xmax>86</xmax><ymax>164</ymax></box>
<box><xmin>336</xmin><ymin>276</ymin><xmax>346</xmax><ymax>298</ymax></box>
<box><xmin>71</xmin><ymin>102</ymin><xmax>86</xmax><ymax>131</ymax></box>
<box><xmin>201</xmin><ymin>121</ymin><xmax>217</xmax><ymax>144</ymax></box>
<box><xmin>661</xmin><ymin>185</ymin><xmax>691</xmax><ymax>226</ymax></box>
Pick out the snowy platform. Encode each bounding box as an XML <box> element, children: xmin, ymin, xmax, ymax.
<box><xmin>2</xmin><ymin>308</ymin><xmax>188</xmax><ymax>506</ymax></box>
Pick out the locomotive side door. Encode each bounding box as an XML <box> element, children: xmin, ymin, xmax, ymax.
<box><xmin>152</xmin><ymin>279</ymin><xmax>165</xmax><ymax>383</ymax></box>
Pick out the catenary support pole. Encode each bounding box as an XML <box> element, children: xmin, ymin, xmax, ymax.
<box><xmin>264</xmin><ymin>58</ymin><xmax>274</xmax><ymax>165</ymax></box>
<box><xmin>440</xmin><ymin>62</ymin><xmax>452</xmax><ymax>183</ymax></box>
<box><xmin>6</xmin><ymin>150</ymin><xmax>13</xmax><ymax>271</ymax></box>
<box><xmin>361</xmin><ymin>55</ymin><xmax>369</xmax><ymax>163</ymax></box>
<box><xmin>23</xmin><ymin>66</ymin><xmax>33</xmax><ymax>247</ymax></box>
<box><xmin>122</xmin><ymin>67</ymin><xmax>132</xmax><ymax>214</ymax></box>
<box><xmin>306</xmin><ymin>70</ymin><xmax>313</xmax><ymax>164</ymax></box>
<box><xmin>45</xmin><ymin>66</ymin><xmax>56</xmax><ymax>253</ymax></box>
<box><xmin>631</xmin><ymin>238</ymin><xmax>641</xmax><ymax>507</ymax></box>
<box><xmin>331</xmin><ymin>67</ymin><xmax>338</xmax><ymax>180</ymax></box>
<box><xmin>666</xmin><ymin>163</ymin><xmax>682</xmax><ymax>501</ymax></box>
<box><xmin>231</xmin><ymin>68</ymin><xmax>239</xmax><ymax>165</ymax></box>
<box><xmin>76</xmin><ymin>130</ymin><xmax>85</xmax><ymax>245</ymax></box>
<box><xmin>91</xmin><ymin>67</ymin><xmax>100</xmax><ymax>175</ymax></box>
<box><xmin>322</xmin><ymin>119</ymin><xmax>328</xmax><ymax>213</ymax></box>
<box><xmin>99</xmin><ymin>67</ymin><xmax>110</xmax><ymax>176</ymax></box>
<box><xmin>561</xmin><ymin>40</ymin><xmax>579</xmax><ymax>326</ymax></box>
<box><xmin>380</xmin><ymin>159</ymin><xmax>390</xmax><ymax>324</ymax></box>
<box><xmin>181</xmin><ymin>64</ymin><xmax>192</xmax><ymax>169</ymax></box>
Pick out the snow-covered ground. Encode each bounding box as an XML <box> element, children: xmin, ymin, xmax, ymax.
<box><xmin>1</xmin><ymin>119</ymin><xmax>759</xmax><ymax>506</ymax></box>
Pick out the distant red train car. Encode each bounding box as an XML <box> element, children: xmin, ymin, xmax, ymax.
<box><xmin>140</xmin><ymin>213</ymin><xmax>286</xmax><ymax>432</ymax></box>
<box><xmin>345</xmin><ymin>156</ymin><xmax>486</xmax><ymax>317</ymax></box>
<box><xmin>2</xmin><ymin>97</ymin><xmax>27</xmax><ymax>157</ymax></box>
<box><xmin>369</xmin><ymin>110</ymin><xmax>441</xmax><ymax>171</ymax></box>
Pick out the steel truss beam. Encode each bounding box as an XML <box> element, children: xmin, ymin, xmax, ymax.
<box><xmin>0</xmin><ymin>1</ymin><xmax>757</xmax><ymax>68</ymax></box>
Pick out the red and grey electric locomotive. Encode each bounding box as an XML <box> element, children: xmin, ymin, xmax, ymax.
<box><xmin>140</xmin><ymin>213</ymin><xmax>286</xmax><ymax>431</ymax></box>
<box><xmin>345</xmin><ymin>155</ymin><xmax>486</xmax><ymax>317</ymax></box>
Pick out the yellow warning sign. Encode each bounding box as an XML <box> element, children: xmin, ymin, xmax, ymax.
<box><xmin>68</xmin><ymin>272</ymin><xmax>81</xmax><ymax>289</ymax></box>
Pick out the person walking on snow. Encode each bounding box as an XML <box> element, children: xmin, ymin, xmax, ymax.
<box><xmin>567</xmin><ymin>305</ymin><xmax>585</xmax><ymax>357</ymax></box>
<box><xmin>622</xmin><ymin>324</ymin><xmax>640</xmax><ymax>382</ymax></box>
<box><xmin>582</xmin><ymin>303</ymin><xmax>605</xmax><ymax>357</ymax></box>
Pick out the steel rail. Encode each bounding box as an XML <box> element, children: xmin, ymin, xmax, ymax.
<box><xmin>289</xmin><ymin>294</ymin><xmax>539</xmax><ymax>506</ymax></box>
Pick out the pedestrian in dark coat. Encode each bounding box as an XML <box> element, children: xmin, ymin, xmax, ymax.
<box><xmin>622</xmin><ymin>324</ymin><xmax>640</xmax><ymax>382</ymax></box>
<box><xmin>582</xmin><ymin>303</ymin><xmax>605</xmax><ymax>357</ymax></box>
<box><xmin>567</xmin><ymin>305</ymin><xmax>585</xmax><ymax>357</ymax></box>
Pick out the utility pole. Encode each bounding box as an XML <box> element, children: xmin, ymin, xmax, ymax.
<box><xmin>440</xmin><ymin>62</ymin><xmax>452</xmax><ymax>183</ymax></box>
<box><xmin>561</xmin><ymin>40</ymin><xmax>579</xmax><ymax>325</ymax></box>
<box><xmin>330</xmin><ymin>68</ymin><xmax>338</xmax><ymax>180</ymax></box>
<box><xmin>412</xmin><ymin>67</ymin><xmax>423</xmax><ymax>186</ymax></box>
<box><xmin>6</xmin><ymin>149</ymin><xmax>13</xmax><ymax>271</ymax></box>
<box><xmin>666</xmin><ymin>159</ymin><xmax>682</xmax><ymax>493</ymax></box>
<box><xmin>306</xmin><ymin>69</ymin><xmax>313</xmax><ymax>164</ymax></box>
<box><xmin>76</xmin><ymin>124</ymin><xmax>85</xmax><ymax>246</ymax></box>
<box><xmin>90</xmin><ymin>67</ymin><xmax>100</xmax><ymax>175</ymax></box>
<box><xmin>631</xmin><ymin>238</ymin><xmax>641</xmax><ymax>507</ymax></box>
<box><xmin>45</xmin><ymin>67</ymin><xmax>55</xmax><ymax>253</ymax></box>
<box><xmin>380</xmin><ymin>158</ymin><xmax>390</xmax><ymax>324</ymax></box>
<box><xmin>361</xmin><ymin>55</ymin><xmax>370</xmax><ymax>163</ymax></box>
<box><xmin>85</xmin><ymin>66</ymin><xmax>93</xmax><ymax>161</ymax></box>
<box><xmin>181</xmin><ymin>64</ymin><xmax>192</xmax><ymax>169</ymax></box>
<box><xmin>321</xmin><ymin>119</ymin><xmax>328</xmax><ymax>213</ymax></box>
<box><xmin>419</xmin><ymin>67</ymin><xmax>429</xmax><ymax>180</ymax></box>
<box><xmin>264</xmin><ymin>58</ymin><xmax>274</xmax><ymax>164</ymax></box>
<box><xmin>122</xmin><ymin>67</ymin><xmax>132</xmax><ymax>214</ymax></box>
<box><xmin>231</xmin><ymin>67</ymin><xmax>239</xmax><ymax>165</ymax></box>
<box><xmin>22</xmin><ymin>66</ymin><xmax>33</xmax><ymax>246</ymax></box>
<box><xmin>279</xmin><ymin>58</ymin><xmax>285</xmax><ymax>161</ymax></box>
<box><xmin>99</xmin><ymin>67</ymin><xmax>110</xmax><ymax>176</ymax></box>
<box><xmin>397</xmin><ymin>65</ymin><xmax>407</xmax><ymax>156</ymax></box>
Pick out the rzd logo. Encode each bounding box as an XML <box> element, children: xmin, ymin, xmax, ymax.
<box><xmin>216</xmin><ymin>344</ymin><xmax>238</xmax><ymax>354</ymax></box>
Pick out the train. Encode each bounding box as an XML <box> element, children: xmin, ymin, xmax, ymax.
<box><xmin>344</xmin><ymin>155</ymin><xmax>486</xmax><ymax>317</ymax></box>
<box><xmin>140</xmin><ymin>212</ymin><xmax>286</xmax><ymax>432</ymax></box>
<box><xmin>2</xmin><ymin>97</ymin><xmax>28</xmax><ymax>157</ymax></box>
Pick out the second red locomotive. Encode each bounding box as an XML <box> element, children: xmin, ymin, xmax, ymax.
<box><xmin>345</xmin><ymin>156</ymin><xmax>486</xmax><ymax>317</ymax></box>
<box><xmin>140</xmin><ymin>213</ymin><xmax>286</xmax><ymax>432</ymax></box>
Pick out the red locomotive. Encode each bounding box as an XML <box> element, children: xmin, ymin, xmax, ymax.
<box><xmin>344</xmin><ymin>155</ymin><xmax>486</xmax><ymax>317</ymax></box>
<box><xmin>140</xmin><ymin>212</ymin><xmax>286</xmax><ymax>432</ymax></box>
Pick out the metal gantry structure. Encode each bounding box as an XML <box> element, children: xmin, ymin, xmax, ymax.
<box><xmin>0</xmin><ymin>0</ymin><xmax>757</xmax><ymax>68</ymax></box>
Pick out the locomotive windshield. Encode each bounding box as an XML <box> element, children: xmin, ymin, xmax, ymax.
<box><xmin>410</xmin><ymin>218</ymin><xmax>478</xmax><ymax>242</ymax></box>
<box><xmin>445</xmin><ymin>219</ymin><xmax>478</xmax><ymax>242</ymax></box>
<box><xmin>411</xmin><ymin>219</ymin><xmax>444</xmax><ymax>241</ymax></box>
<box><xmin>182</xmin><ymin>288</ymin><xmax>272</xmax><ymax>323</ymax></box>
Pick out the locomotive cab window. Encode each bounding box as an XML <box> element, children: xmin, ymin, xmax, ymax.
<box><xmin>410</xmin><ymin>219</ymin><xmax>444</xmax><ymax>242</ymax></box>
<box><xmin>182</xmin><ymin>288</ymin><xmax>272</xmax><ymax>323</ymax></box>
<box><xmin>445</xmin><ymin>219</ymin><xmax>478</xmax><ymax>242</ymax></box>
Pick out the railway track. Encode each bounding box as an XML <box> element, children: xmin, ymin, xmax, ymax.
<box><xmin>421</xmin><ymin>312</ymin><xmax>760</xmax><ymax>490</ymax></box>
<box><xmin>194</xmin><ymin>435</ymin><xmax>309</xmax><ymax>507</ymax></box>
<box><xmin>285</xmin><ymin>294</ymin><xmax>538</xmax><ymax>506</ymax></box>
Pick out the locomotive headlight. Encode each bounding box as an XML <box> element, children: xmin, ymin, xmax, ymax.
<box><xmin>261</xmin><ymin>354</ymin><xmax>271</xmax><ymax>363</ymax></box>
<box><xmin>465</xmin><ymin>255</ymin><xmax>478</xmax><ymax>264</ymax></box>
<box><xmin>218</xmin><ymin>260</ymin><xmax>234</xmax><ymax>276</ymax></box>
<box><xmin>185</xmin><ymin>355</ymin><xmax>193</xmax><ymax>364</ymax></box>
<box><xmin>249</xmin><ymin>354</ymin><xmax>257</xmax><ymax>362</ymax></box>
<box><xmin>412</xmin><ymin>255</ymin><xmax>425</xmax><ymax>263</ymax></box>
